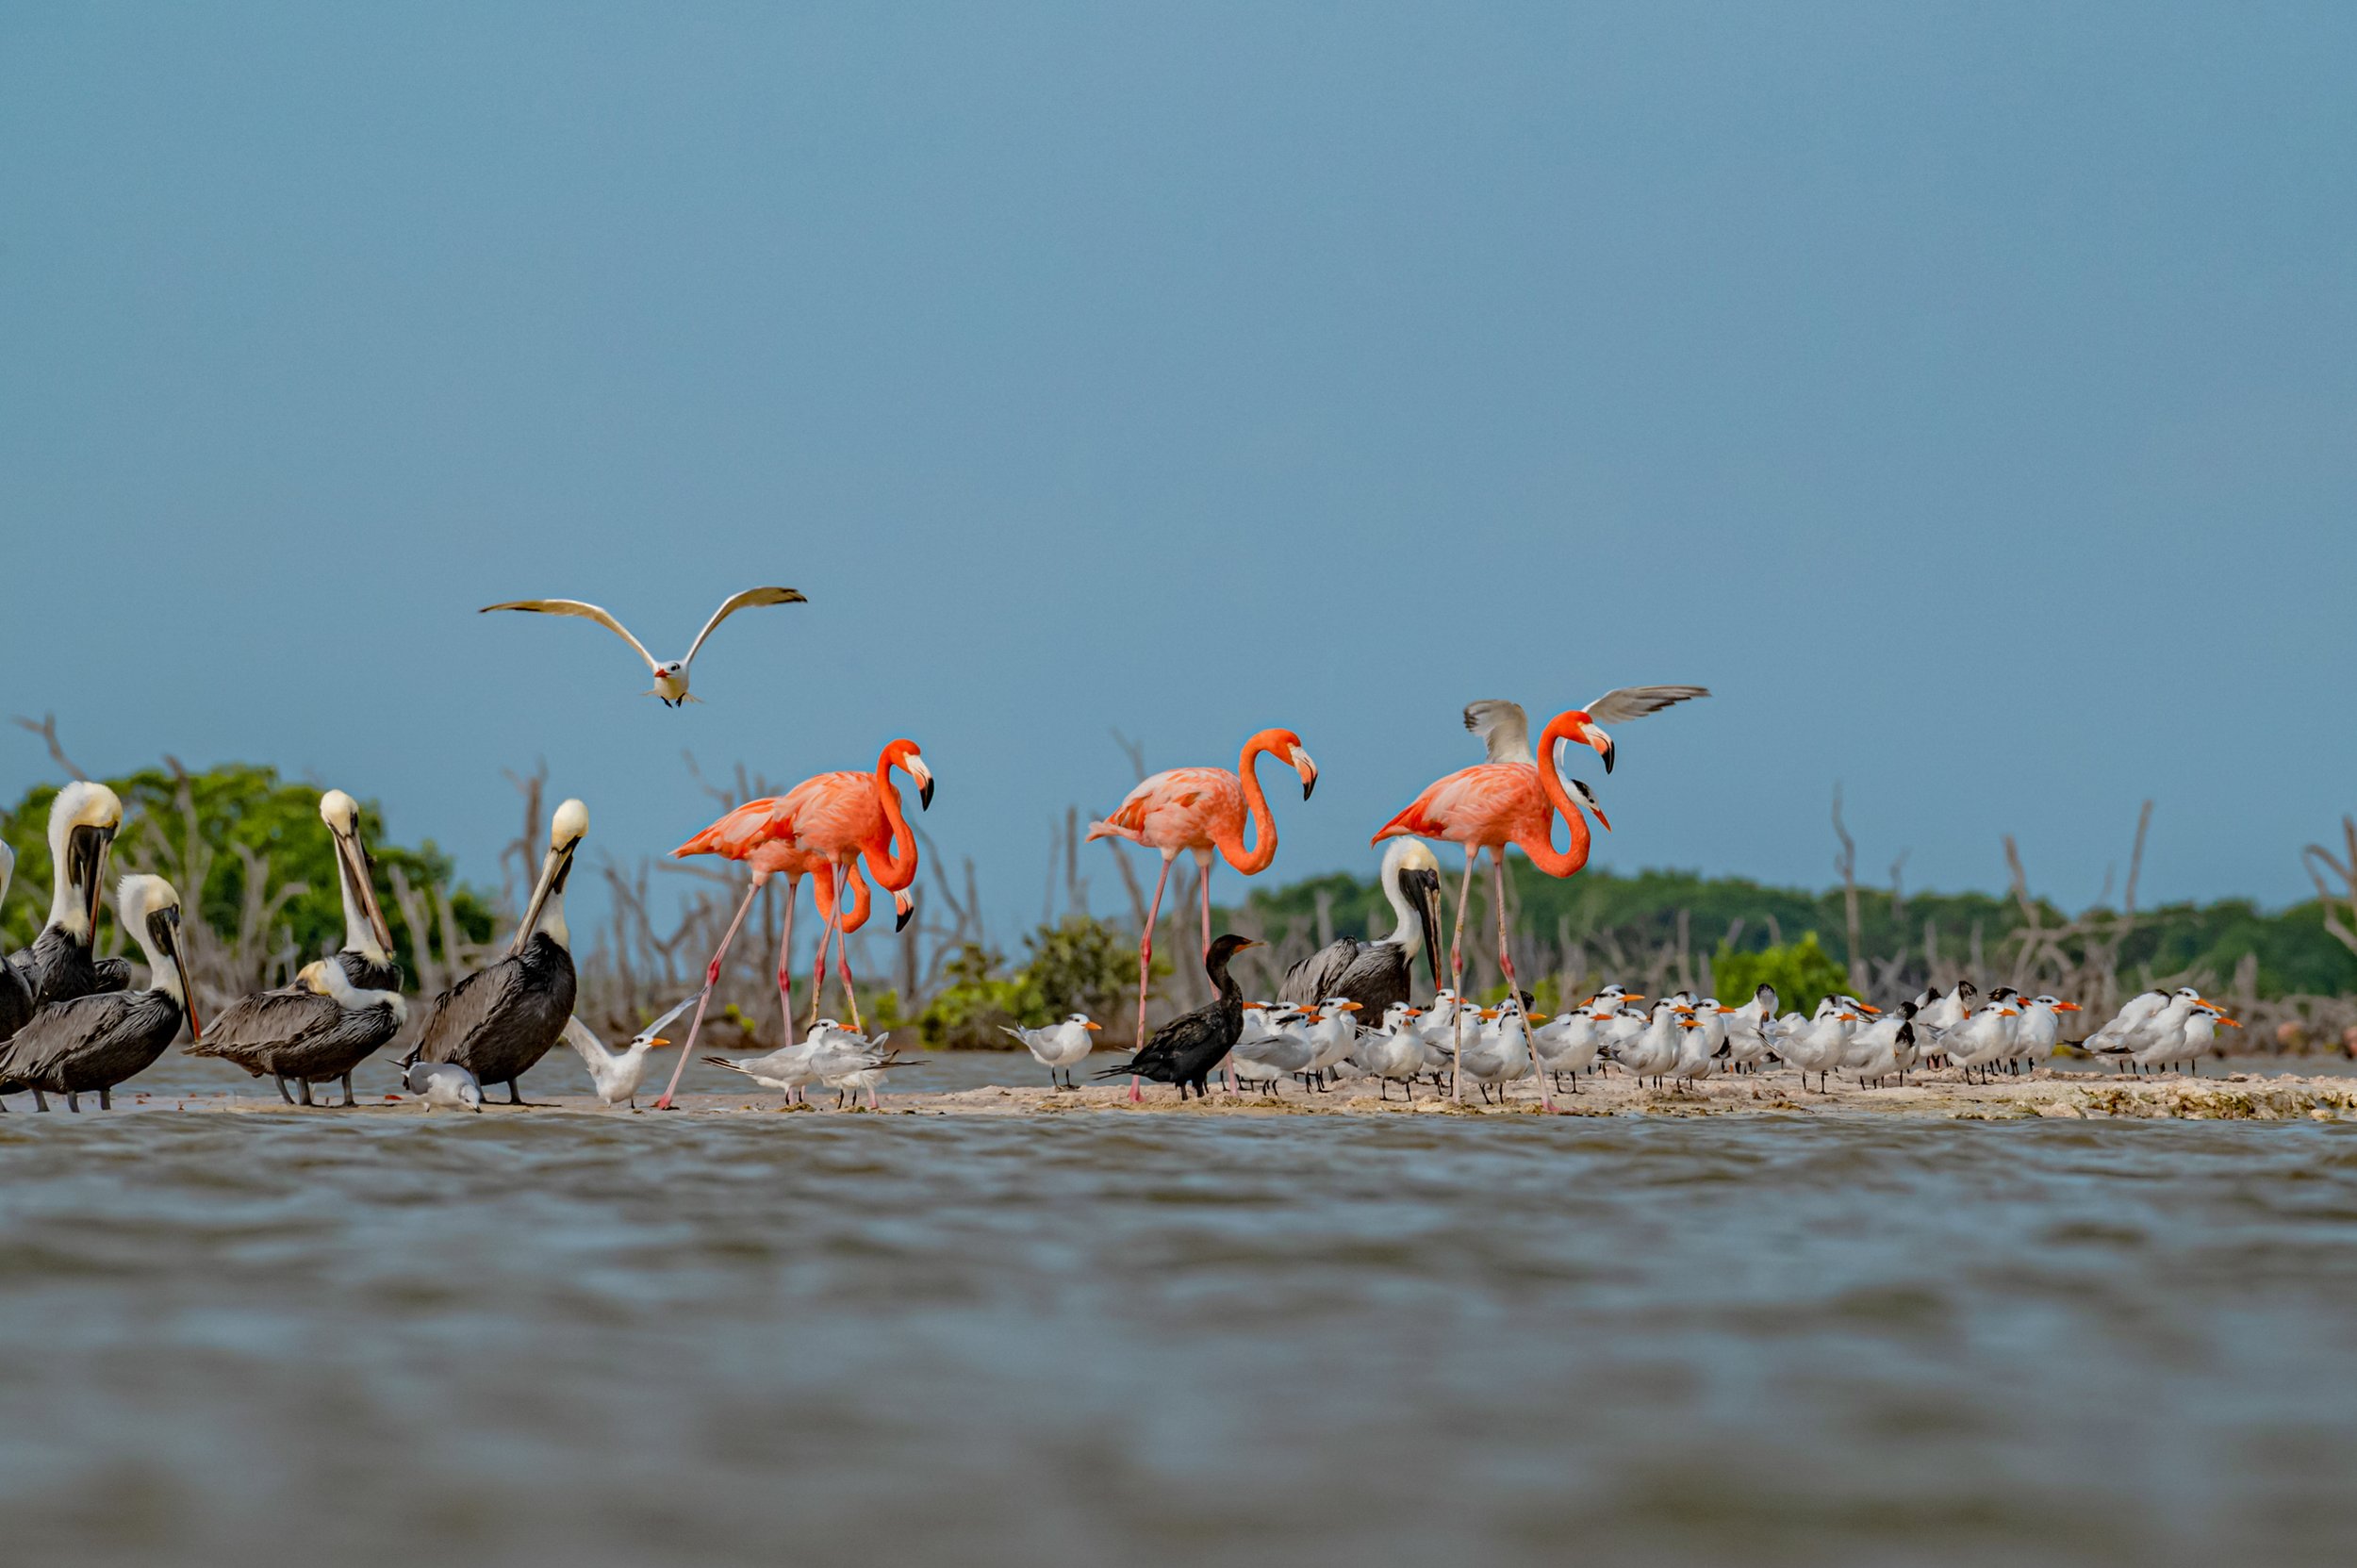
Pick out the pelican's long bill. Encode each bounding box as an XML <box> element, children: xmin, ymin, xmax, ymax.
<box><xmin>329</xmin><ymin>814</ymin><xmax>396</xmax><ymax>955</ymax></box>
<box><xmin>71</xmin><ymin>820</ymin><xmax>114</xmax><ymax>940</ymax></box>
<box><xmin>151</xmin><ymin>902</ymin><xmax>200</xmax><ymax>1043</ymax></box>
<box><xmin>1410</xmin><ymin>867</ymin><xmax>1445</xmax><ymax>991</ymax></box>
<box><xmin>512</xmin><ymin>833</ymin><xmax>581</xmax><ymax>956</ymax></box>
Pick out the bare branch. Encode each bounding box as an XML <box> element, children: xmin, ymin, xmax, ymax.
<box><xmin>9</xmin><ymin>713</ymin><xmax>90</xmax><ymax>782</ymax></box>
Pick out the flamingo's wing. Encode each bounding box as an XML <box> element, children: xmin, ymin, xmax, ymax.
<box><xmin>480</xmin><ymin>599</ymin><xmax>661</xmax><ymax>673</ymax></box>
<box><xmin>1583</xmin><ymin>685</ymin><xmax>1710</xmax><ymax>724</ymax></box>
<box><xmin>1462</xmin><ymin>701</ymin><xmax>1533</xmax><ymax>765</ymax></box>
<box><xmin>684</xmin><ymin>586</ymin><xmax>807</xmax><ymax>667</ymax></box>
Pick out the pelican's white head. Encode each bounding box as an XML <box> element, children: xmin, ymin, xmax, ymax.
<box><xmin>46</xmin><ymin>781</ymin><xmax>124</xmax><ymax>939</ymax></box>
<box><xmin>319</xmin><ymin>788</ymin><xmax>394</xmax><ymax>962</ymax></box>
<box><xmin>516</xmin><ymin>799</ymin><xmax>590</xmax><ymax>954</ymax></box>
<box><xmin>1378</xmin><ymin>836</ymin><xmax>1444</xmax><ymax>966</ymax></box>
<box><xmin>117</xmin><ymin>873</ymin><xmax>199</xmax><ymax>1038</ymax></box>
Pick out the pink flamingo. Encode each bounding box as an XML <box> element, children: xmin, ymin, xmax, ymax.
<box><xmin>1086</xmin><ymin>727</ymin><xmax>1316</xmax><ymax>1101</ymax></box>
<box><xmin>651</xmin><ymin>800</ymin><xmax>912</xmax><ymax>1110</ymax></box>
<box><xmin>1373</xmin><ymin>707</ymin><xmax>1613</xmax><ymax>1109</ymax></box>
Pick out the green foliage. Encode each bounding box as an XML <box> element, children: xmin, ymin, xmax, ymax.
<box><xmin>1</xmin><ymin>766</ymin><xmax>493</xmax><ymax>974</ymax></box>
<box><xmin>1712</xmin><ymin>933</ymin><xmax>1853</xmax><ymax>1020</ymax></box>
<box><xmin>915</xmin><ymin>916</ymin><xmax>1146</xmax><ymax>1049</ymax></box>
<box><xmin>1241</xmin><ymin>864</ymin><xmax>2357</xmax><ymax>1000</ymax></box>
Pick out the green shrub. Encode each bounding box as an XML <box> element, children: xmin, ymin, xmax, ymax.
<box><xmin>1711</xmin><ymin>933</ymin><xmax>1852</xmax><ymax>1020</ymax></box>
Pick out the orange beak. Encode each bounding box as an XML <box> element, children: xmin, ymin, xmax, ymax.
<box><xmin>2217</xmin><ymin>1015</ymin><xmax>2242</xmax><ymax>1029</ymax></box>
<box><xmin>2055</xmin><ymin>1001</ymin><xmax>2082</xmax><ymax>1012</ymax></box>
<box><xmin>1857</xmin><ymin>1003</ymin><xmax>1882</xmax><ymax>1015</ymax></box>
<box><xmin>1082</xmin><ymin>1021</ymin><xmax>1101</xmax><ymax>1032</ymax></box>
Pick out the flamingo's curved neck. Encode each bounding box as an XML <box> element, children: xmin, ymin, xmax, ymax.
<box><xmin>1217</xmin><ymin>736</ymin><xmax>1286</xmax><ymax>875</ymax></box>
<box><xmin>814</xmin><ymin>861</ymin><xmax>875</xmax><ymax>931</ymax></box>
<box><xmin>1522</xmin><ymin>718</ymin><xmax>1597</xmax><ymax>878</ymax></box>
<box><xmin>865</xmin><ymin>756</ymin><xmax>920</xmax><ymax>890</ymax></box>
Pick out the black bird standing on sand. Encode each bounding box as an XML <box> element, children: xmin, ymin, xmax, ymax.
<box><xmin>1096</xmin><ymin>933</ymin><xmax>1258</xmax><ymax>1101</ymax></box>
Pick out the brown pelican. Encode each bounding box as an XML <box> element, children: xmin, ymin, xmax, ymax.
<box><xmin>189</xmin><ymin>959</ymin><xmax>406</xmax><ymax>1107</ymax></box>
<box><xmin>1277</xmin><ymin>838</ymin><xmax>1443</xmax><ymax>1020</ymax></box>
<box><xmin>6</xmin><ymin>781</ymin><xmax>127</xmax><ymax>1007</ymax></box>
<box><xmin>405</xmin><ymin>799</ymin><xmax>585</xmax><ymax>1104</ymax></box>
<box><xmin>0</xmin><ymin>875</ymin><xmax>198</xmax><ymax>1112</ymax></box>
<box><xmin>182</xmin><ymin>789</ymin><xmax>405</xmax><ymax>1105</ymax></box>
<box><xmin>0</xmin><ymin>845</ymin><xmax>35</xmax><ymax>1041</ymax></box>
<box><xmin>479</xmin><ymin>587</ymin><xmax>807</xmax><ymax>706</ymax></box>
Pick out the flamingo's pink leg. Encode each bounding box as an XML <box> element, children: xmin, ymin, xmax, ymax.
<box><xmin>654</xmin><ymin>875</ymin><xmax>762</xmax><ymax>1110</ymax></box>
<box><xmin>1493</xmin><ymin>848</ymin><xmax>1553</xmax><ymax>1112</ymax></box>
<box><xmin>1450</xmin><ymin>847</ymin><xmax>1478</xmax><ymax>1105</ymax></box>
<box><xmin>830</xmin><ymin>862</ymin><xmax>864</xmax><ymax>1033</ymax></box>
<box><xmin>775</xmin><ymin>877</ymin><xmax>799</xmax><ymax>1048</ymax></box>
<box><xmin>1133</xmin><ymin>852</ymin><xmax>1176</xmax><ymax>1104</ymax></box>
<box><xmin>1198</xmin><ymin>857</ymin><xmax>1235</xmax><ymax>1094</ymax></box>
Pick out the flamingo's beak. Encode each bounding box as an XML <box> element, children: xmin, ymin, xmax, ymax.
<box><xmin>1292</xmin><ymin>747</ymin><xmax>1318</xmax><ymax>801</ymax></box>
<box><xmin>1585</xmin><ymin>723</ymin><xmax>1616</xmax><ymax>774</ymax></box>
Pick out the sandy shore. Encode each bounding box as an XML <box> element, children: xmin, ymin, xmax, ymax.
<box><xmin>53</xmin><ymin>1067</ymin><xmax>2357</xmax><ymax>1121</ymax></box>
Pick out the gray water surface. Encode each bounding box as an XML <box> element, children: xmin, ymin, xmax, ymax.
<box><xmin>2</xmin><ymin>1093</ymin><xmax>2354</xmax><ymax>1566</ymax></box>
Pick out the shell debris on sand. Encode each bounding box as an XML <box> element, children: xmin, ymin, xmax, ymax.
<box><xmin>40</xmin><ymin>1068</ymin><xmax>2357</xmax><ymax>1121</ymax></box>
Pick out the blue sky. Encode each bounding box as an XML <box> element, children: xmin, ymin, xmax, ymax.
<box><xmin>3</xmin><ymin>3</ymin><xmax>2352</xmax><ymax>938</ymax></box>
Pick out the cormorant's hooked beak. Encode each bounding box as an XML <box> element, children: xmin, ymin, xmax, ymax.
<box><xmin>513</xmin><ymin>836</ymin><xmax>580</xmax><ymax>955</ymax></box>
<box><xmin>331</xmin><ymin>817</ymin><xmax>396</xmax><ymax>955</ymax></box>
<box><xmin>1292</xmin><ymin>748</ymin><xmax>1318</xmax><ymax>801</ymax></box>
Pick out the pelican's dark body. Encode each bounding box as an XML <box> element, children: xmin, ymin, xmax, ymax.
<box><xmin>189</xmin><ymin>970</ymin><xmax>404</xmax><ymax>1104</ymax></box>
<box><xmin>0</xmin><ymin>955</ymin><xmax>33</xmax><ymax>1042</ymax></box>
<box><xmin>0</xmin><ymin>985</ymin><xmax>185</xmax><ymax>1109</ymax></box>
<box><xmin>1279</xmin><ymin>938</ymin><xmax>1415</xmax><ymax>1022</ymax></box>
<box><xmin>7</xmin><ymin>926</ymin><xmax>131</xmax><ymax>1011</ymax></box>
<box><xmin>411</xmin><ymin>933</ymin><xmax>575</xmax><ymax>1100</ymax></box>
<box><xmin>1098</xmin><ymin>934</ymin><xmax>1252</xmax><ymax>1100</ymax></box>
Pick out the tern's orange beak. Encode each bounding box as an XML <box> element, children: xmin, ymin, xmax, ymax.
<box><xmin>1082</xmin><ymin>1021</ymin><xmax>1101</xmax><ymax>1032</ymax></box>
<box><xmin>2056</xmin><ymin>1002</ymin><xmax>2082</xmax><ymax>1013</ymax></box>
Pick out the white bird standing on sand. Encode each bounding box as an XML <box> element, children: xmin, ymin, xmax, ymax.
<box><xmin>1232</xmin><ymin>1008</ymin><xmax>1317</xmax><ymax>1092</ymax></box>
<box><xmin>1303</xmin><ymin>999</ymin><xmax>1364</xmax><ymax>1087</ymax></box>
<box><xmin>2083</xmin><ymin>987</ymin><xmax>2204</xmax><ymax>1071</ymax></box>
<box><xmin>1843</xmin><ymin>1001</ymin><xmax>1919</xmax><ymax>1086</ymax></box>
<box><xmin>561</xmin><ymin>997</ymin><xmax>694</xmax><ymax>1109</ymax></box>
<box><xmin>1721</xmin><ymin>984</ymin><xmax>1776</xmax><ymax>1073</ymax></box>
<box><xmin>824</xmin><ymin>1027</ymin><xmax>903</xmax><ymax>1110</ymax></box>
<box><xmin>1355</xmin><ymin>1001</ymin><xmax>1427</xmax><ymax>1099</ymax></box>
<box><xmin>1459</xmin><ymin>1003</ymin><xmax>1537</xmax><ymax>1103</ymax></box>
<box><xmin>1531</xmin><ymin>1001</ymin><xmax>1607</xmax><ymax>1090</ymax></box>
<box><xmin>404</xmin><ymin>1058</ymin><xmax>484</xmax><ymax>1113</ymax></box>
<box><xmin>1942</xmin><ymin>999</ymin><xmax>2023</xmax><ymax>1082</ymax></box>
<box><xmin>702</xmin><ymin>1019</ymin><xmax>898</xmax><ymax>1107</ymax></box>
<box><xmin>2010</xmin><ymin>995</ymin><xmax>2081</xmax><ymax>1072</ymax></box>
<box><xmin>1001</xmin><ymin>1014</ymin><xmax>1102</xmax><ymax>1090</ymax></box>
<box><xmin>1767</xmin><ymin>1006</ymin><xmax>1855</xmax><ymax>1092</ymax></box>
<box><xmin>479</xmin><ymin>587</ymin><xmax>808</xmax><ymax>706</ymax></box>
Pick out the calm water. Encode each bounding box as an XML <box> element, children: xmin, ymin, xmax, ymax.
<box><xmin>4</xmin><ymin>1057</ymin><xmax>2356</xmax><ymax>1566</ymax></box>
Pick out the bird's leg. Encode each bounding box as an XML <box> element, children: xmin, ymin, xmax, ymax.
<box><xmin>1450</xmin><ymin>848</ymin><xmax>1477</xmax><ymax>1104</ymax></box>
<box><xmin>66</xmin><ymin>1093</ymin><xmax>79</xmax><ymax>1113</ymax></box>
<box><xmin>98</xmin><ymin>1087</ymin><xmax>111</xmax><ymax>1110</ymax></box>
<box><xmin>1491</xmin><ymin>848</ymin><xmax>1552</xmax><ymax>1113</ymax></box>
<box><xmin>339</xmin><ymin>1072</ymin><xmax>357</xmax><ymax>1108</ymax></box>
<box><xmin>31</xmin><ymin>1089</ymin><xmax>47</xmax><ymax>1113</ymax></box>
<box><xmin>297</xmin><ymin>1078</ymin><xmax>316</xmax><ymax>1108</ymax></box>
<box><xmin>1132</xmin><ymin>853</ymin><xmax>1176</xmax><ymax>1105</ymax></box>
<box><xmin>776</xmin><ymin>882</ymin><xmax>799</xmax><ymax>1048</ymax></box>
<box><xmin>1198</xmin><ymin>858</ymin><xmax>1237</xmax><ymax>1095</ymax></box>
<box><xmin>508</xmin><ymin>1081</ymin><xmax>529</xmax><ymax>1106</ymax></box>
<box><xmin>652</xmin><ymin>874</ymin><xmax>764</xmax><ymax>1110</ymax></box>
<box><xmin>273</xmin><ymin>1075</ymin><xmax>294</xmax><ymax>1106</ymax></box>
<box><xmin>829</xmin><ymin>863</ymin><xmax>865</xmax><ymax>1033</ymax></box>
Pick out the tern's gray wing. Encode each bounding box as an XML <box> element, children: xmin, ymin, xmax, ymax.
<box><xmin>684</xmin><ymin>586</ymin><xmax>807</xmax><ymax>667</ymax></box>
<box><xmin>1583</xmin><ymin>685</ymin><xmax>1710</xmax><ymax>724</ymax></box>
<box><xmin>1462</xmin><ymin>701</ymin><xmax>1533</xmax><ymax>765</ymax></box>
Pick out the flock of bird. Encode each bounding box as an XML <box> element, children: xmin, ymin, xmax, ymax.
<box><xmin>0</xmin><ymin>588</ymin><xmax>2250</xmax><ymax>1114</ymax></box>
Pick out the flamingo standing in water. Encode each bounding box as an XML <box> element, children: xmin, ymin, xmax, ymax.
<box><xmin>1086</xmin><ymin>728</ymin><xmax>1316</xmax><ymax>1101</ymax></box>
<box><xmin>1374</xmin><ymin>707</ymin><xmax>1614</xmax><ymax>1110</ymax></box>
<box><xmin>651</xmin><ymin>740</ymin><xmax>931</xmax><ymax>1112</ymax></box>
